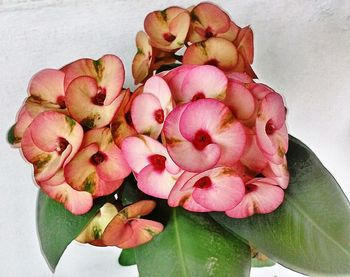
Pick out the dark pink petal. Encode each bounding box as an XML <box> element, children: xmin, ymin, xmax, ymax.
<box><xmin>240</xmin><ymin>133</ymin><xmax>268</xmax><ymax>173</ymax></box>
<box><xmin>225</xmin><ymin>178</ymin><xmax>284</xmax><ymax>218</ymax></box>
<box><xmin>226</xmin><ymin>72</ymin><xmax>253</xmax><ymax>84</ymax></box>
<box><xmin>182</xmin><ymin>167</ymin><xmax>245</xmax><ymax>211</ymax></box>
<box><xmin>180</xmin><ymin>65</ymin><xmax>227</xmax><ymax>103</ymax></box>
<box><xmin>29</xmin><ymin>69</ymin><xmax>65</xmax><ymax>104</ymax></box>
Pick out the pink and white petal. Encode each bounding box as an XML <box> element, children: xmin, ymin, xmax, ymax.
<box><xmin>249</xmin><ymin>83</ymin><xmax>274</xmax><ymax>100</ymax></box>
<box><xmin>226</xmin><ymin>72</ymin><xmax>253</xmax><ymax>84</ymax></box>
<box><xmin>121</xmin><ymin>135</ymin><xmax>167</xmax><ymax>173</ymax></box>
<box><xmin>164</xmin><ymin>65</ymin><xmax>197</xmax><ymax>104</ymax></box>
<box><xmin>181</xmin><ymin>65</ymin><xmax>227</xmax><ymax>102</ymax></box>
<box><xmin>183</xmin><ymin>167</ymin><xmax>245</xmax><ymax>211</ymax></box>
<box><xmin>143</xmin><ymin>76</ymin><xmax>172</xmax><ymax>110</ymax></box>
<box><xmin>168</xmin><ymin>171</ymin><xmax>210</xmax><ymax>212</ymax></box>
<box><xmin>137</xmin><ymin>164</ymin><xmax>181</xmax><ymax>199</ymax></box>
<box><xmin>29</xmin><ymin>69</ymin><xmax>65</xmax><ymax>104</ymax></box>
<box><xmin>260</xmin><ymin>92</ymin><xmax>286</xmax><ymax>129</ymax></box>
<box><xmin>264</xmin><ymin>124</ymin><xmax>289</xmax><ymax>165</ymax></box>
<box><xmin>241</xmin><ymin>134</ymin><xmax>268</xmax><ymax>173</ymax></box>
<box><xmin>225</xmin><ymin>178</ymin><xmax>284</xmax><ymax>218</ymax></box>
<box><xmin>65</xmin><ymin>76</ymin><xmax>123</xmax><ymax>129</ymax></box>
<box><xmin>96</xmin><ymin>147</ymin><xmax>131</xmax><ymax>181</ymax></box>
<box><xmin>117</xmin><ymin>218</ymin><xmax>163</xmax><ymax>249</ymax></box>
<box><xmin>42</xmin><ymin>182</ymin><xmax>93</xmax><ymax>215</ymax></box>
<box><xmin>263</xmin><ymin>158</ymin><xmax>289</xmax><ymax>189</ymax></box>
<box><xmin>224</xmin><ymin>81</ymin><xmax>255</xmax><ymax>120</ymax></box>
<box><xmin>131</xmin><ymin>93</ymin><xmax>163</xmax><ymax>139</ymax></box>
<box><xmin>64</xmin><ymin>144</ymin><xmax>99</xmax><ymax>193</ymax></box>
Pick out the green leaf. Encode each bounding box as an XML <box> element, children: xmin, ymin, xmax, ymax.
<box><xmin>135</xmin><ymin>207</ymin><xmax>251</xmax><ymax>277</ymax></box>
<box><xmin>120</xmin><ymin>174</ymin><xmax>145</xmax><ymax>206</ymax></box>
<box><xmin>211</xmin><ymin>136</ymin><xmax>350</xmax><ymax>276</ymax></box>
<box><xmin>119</xmin><ymin>248</ymin><xmax>136</xmax><ymax>266</ymax></box>
<box><xmin>37</xmin><ymin>190</ymin><xmax>109</xmax><ymax>272</ymax></box>
<box><xmin>7</xmin><ymin>124</ymin><xmax>17</xmax><ymax>145</ymax></box>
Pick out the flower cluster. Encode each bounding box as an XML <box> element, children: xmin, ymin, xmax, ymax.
<box><xmin>11</xmin><ymin>2</ymin><xmax>289</xmax><ymax>249</ymax></box>
<box><xmin>132</xmin><ymin>2</ymin><xmax>256</xmax><ymax>85</ymax></box>
<box><xmin>13</xmin><ymin>55</ymin><xmax>131</xmax><ymax>215</ymax></box>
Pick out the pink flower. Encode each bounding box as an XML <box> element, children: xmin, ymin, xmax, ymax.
<box><xmin>64</xmin><ymin>127</ymin><xmax>131</xmax><ymax>198</ymax></box>
<box><xmin>102</xmin><ymin>200</ymin><xmax>164</xmax><ymax>249</ymax></box>
<box><xmin>21</xmin><ymin>111</ymin><xmax>83</xmax><ymax>182</ymax></box>
<box><xmin>130</xmin><ymin>76</ymin><xmax>173</xmax><ymax>139</ymax></box>
<box><xmin>121</xmin><ymin>135</ymin><xmax>181</xmax><ymax>199</ymax></box>
<box><xmin>163</xmin><ymin>98</ymin><xmax>246</xmax><ymax>172</ymax></box>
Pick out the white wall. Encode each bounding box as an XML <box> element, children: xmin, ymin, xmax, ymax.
<box><xmin>0</xmin><ymin>0</ymin><xmax>349</xmax><ymax>276</ymax></box>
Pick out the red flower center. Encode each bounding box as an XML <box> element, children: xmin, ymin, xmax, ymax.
<box><xmin>90</xmin><ymin>151</ymin><xmax>106</xmax><ymax>165</ymax></box>
<box><xmin>204</xmin><ymin>59</ymin><xmax>219</xmax><ymax>67</ymax></box>
<box><xmin>245</xmin><ymin>184</ymin><xmax>258</xmax><ymax>193</ymax></box>
<box><xmin>265</xmin><ymin>120</ymin><xmax>275</xmax><ymax>135</ymax></box>
<box><xmin>94</xmin><ymin>87</ymin><xmax>107</xmax><ymax>106</ymax></box>
<box><xmin>193</xmin><ymin>129</ymin><xmax>212</xmax><ymax>150</ymax></box>
<box><xmin>56</xmin><ymin>137</ymin><xmax>69</xmax><ymax>154</ymax></box>
<box><xmin>125</xmin><ymin>111</ymin><xmax>133</xmax><ymax>126</ymax></box>
<box><xmin>57</xmin><ymin>96</ymin><xmax>66</xmax><ymax>109</ymax></box>
<box><xmin>163</xmin><ymin>32</ymin><xmax>176</xmax><ymax>42</ymax></box>
<box><xmin>194</xmin><ymin>176</ymin><xmax>212</xmax><ymax>189</ymax></box>
<box><xmin>191</xmin><ymin>92</ymin><xmax>205</xmax><ymax>102</ymax></box>
<box><xmin>148</xmin><ymin>154</ymin><xmax>166</xmax><ymax>172</ymax></box>
<box><xmin>205</xmin><ymin>27</ymin><xmax>214</xmax><ymax>38</ymax></box>
<box><xmin>154</xmin><ymin>109</ymin><xmax>165</xmax><ymax>124</ymax></box>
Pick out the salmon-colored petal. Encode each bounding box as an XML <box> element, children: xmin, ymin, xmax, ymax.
<box><xmin>235</xmin><ymin>26</ymin><xmax>254</xmax><ymax>64</ymax></box>
<box><xmin>42</xmin><ymin>182</ymin><xmax>93</xmax><ymax>215</ymax></box>
<box><xmin>117</xmin><ymin>219</ymin><xmax>163</xmax><ymax>249</ymax></box>
<box><xmin>102</xmin><ymin>214</ymin><xmax>130</xmax><ymax>246</ymax></box>
<box><xmin>29</xmin><ymin>69</ymin><xmax>65</xmax><ymax>105</ymax></box>
<box><xmin>240</xmin><ymin>133</ymin><xmax>268</xmax><ymax>173</ymax></box>
<box><xmin>225</xmin><ymin>178</ymin><xmax>284</xmax><ymax>218</ymax></box>
<box><xmin>182</xmin><ymin>167</ymin><xmax>245</xmax><ymax>211</ymax></box>
<box><xmin>218</xmin><ymin>21</ymin><xmax>240</xmax><ymax>42</ymax></box>
<box><xmin>122</xmin><ymin>200</ymin><xmax>157</xmax><ymax>219</ymax></box>
<box><xmin>188</xmin><ymin>2</ymin><xmax>230</xmax><ymax>43</ymax></box>
<box><xmin>180</xmin><ymin>65</ymin><xmax>227</xmax><ymax>103</ymax></box>
<box><xmin>183</xmin><ymin>37</ymin><xmax>238</xmax><ymax>71</ymax></box>
<box><xmin>62</xmin><ymin>54</ymin><xmax>124</xmax><ymax>105</ymax></box>
<box><xmin>65</xmin><ymin>76</ymin><xmax>124</xmax><ymax>129</ymax></box>
<box><xmin>132</xmin><ymin>31</ymin><xmax>153</xmax><ymax>84</ymax></box>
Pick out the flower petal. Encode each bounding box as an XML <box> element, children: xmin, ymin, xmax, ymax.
<box><xmin>143</xmin><ymin>76</ymin><xmax>172</xmax><ymax>111</ymax></box>
<box><xmin>182</xmin><ymin>167</ymin><xmax>245</xmax><ymax>211</ymax></box>
<box><xmin>29</xmin><ymin>69</ymin><xmax>65</xmax><ymax>104</ymax></box>
<box><xmin>180</xmin><ymin>65</ymin><xmax>227</xmax><ymax>103</ymax></box>
<box><xmin>225</xmin><ymin>178</ymin><xmax>284</xmax><ymax>218</ymax></box>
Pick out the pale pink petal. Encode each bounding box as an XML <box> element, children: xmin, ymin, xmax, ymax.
<box><xmin>263</xmin><ymin>157</ymin><xmax>289</xmax><ymax>189</ymax></box>
<box><xmin>224</xmin><ymin>80</ymin><xmax>255</xmax><ymax>120</ymax></box>
<box><xmin>226</xmin><ymin>72</ymin><xmax>253</xmax><ymax>84</ymax></box>
<box><xmin>225</xmin><ymin>178</ymin><xmax>284</xmax><ymax>218</ymax></box>
<box><xmin>240</xmin><ymin>133</ymin><xmax>268</xmax><ymax>173</ymax></box>
<box><xmin>29</xmin><ymin>69</ymin><xmax>65</xmax><ymax>104</ymax></box>
<box><xmin>182</xmin><ymin>167</ymin><xmax>245</xmax><ymax>211</ymax></box>
<box><xmin>137</xmin><ymin>164</ymin><xmax>181</xmax><ymax>199</ymax></box>
<box><xmin>131</xmin><ymin>93</ymin><xmax>163</xmax><ymax>139</ymax></box>
<box><xmin>168</xmin><ymin>171</ymin><xmax>210</xmax><ymax>212</ymax></box>
<box><xmin>143</xmin><ymin>76</ymin><xmax>172</xmax><ymax>111</ymax></box>
<box><xmin>180</xmin><ymin>65</ymin><xmax>227</xmax><ymax>103</ymax></box>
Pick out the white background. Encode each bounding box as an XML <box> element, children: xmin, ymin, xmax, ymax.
<box><xmin>1</xmin><ymin>0</ymin><xmax>349</xmax><ymax>276</ymax></box>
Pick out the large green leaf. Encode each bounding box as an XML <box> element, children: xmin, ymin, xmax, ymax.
<box><xmin>211</xmin><ymin>136</ymin><xmax>350</xmax><ymax>276</ymax></box>
<box><xmin>135</xmin><ymin>207</ymin><xmax>251</xmax><ymax>277</ymax></box>
<box><xmin>37</xmin><ymin>190</ymin><xmax>109</xmax><ymax>272</ymax></box>
<box><xmin>7</xmin><ymin>124</ymin><xmax>17</xmax><ymax>145</ymax></box>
